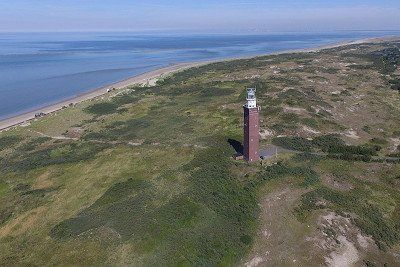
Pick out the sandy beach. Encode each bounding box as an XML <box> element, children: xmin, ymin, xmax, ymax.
<box><xmin>0</xmin><ymin>36</ymin><xmax>398</xmax><ymax>132</ymax></box>
<box><xmin>0</xmin><ymin>62</ymin><xmax>206</xmax><ymax>131</ymax></box>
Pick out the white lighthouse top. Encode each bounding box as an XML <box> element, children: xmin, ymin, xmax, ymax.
<box><xmin>245</xmin><ymin>88</ymin><xmax>257</xmax><ymax>108</ymax></box>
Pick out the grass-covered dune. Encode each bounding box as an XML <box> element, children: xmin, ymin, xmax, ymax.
<box><xmin>0</xmin><ymin>40</ymin><xmax>400</xmax><ymax>266</ymax></box>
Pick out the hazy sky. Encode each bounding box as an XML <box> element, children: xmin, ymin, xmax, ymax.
<box><xmin>1</xmin><ymin>0</ymin><xmax>399</xmax><ymax>32</ymax></box>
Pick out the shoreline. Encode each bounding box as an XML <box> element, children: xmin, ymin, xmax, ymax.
<box><xmin>1</xmin><ymin>35</ymin><xmax>398</xmax><ymax>132</ymax></box>
<box><xmin>0</xmin><ymin>62</ymin><xmax>207</xmax><ymax>131</ymax></box>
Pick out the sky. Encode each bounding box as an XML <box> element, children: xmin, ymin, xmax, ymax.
<box><xmin>0</xmin><ymin>0</ymin><xmax>399</xmax><ymax>32</ymax></box>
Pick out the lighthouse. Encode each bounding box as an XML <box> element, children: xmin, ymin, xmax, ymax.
<box><xmin>243</xmin><ymin>88</ymin><xmax>260</xmax><ymax>162</ymax></box>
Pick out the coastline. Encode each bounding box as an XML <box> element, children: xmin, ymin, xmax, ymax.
<box><xmin>0</xmin><ymin>35</ymin><xmax>398</xmax><ymax>132</ymax></box>
<box><xmin>0</xmin><ymin>62</ymin><xmax>207</xmax><ymax>131</ymax></box>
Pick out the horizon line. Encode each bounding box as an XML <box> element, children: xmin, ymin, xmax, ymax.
<box><xmin>1</xmin><ymin>29</ymin><xmax>400</xmax><ymax>34</ymax></box>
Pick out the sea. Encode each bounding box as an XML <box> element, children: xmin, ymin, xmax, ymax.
<box><xmin>0</xmin><ymin>31</ymin><xmax>399</xmax><ymax>120</ymax></box>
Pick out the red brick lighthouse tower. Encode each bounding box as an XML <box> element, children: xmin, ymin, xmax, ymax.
<box><xmin>243</xmin><ymin>88</ymin><xmax>260</xmax><ymax>162</ymax></box>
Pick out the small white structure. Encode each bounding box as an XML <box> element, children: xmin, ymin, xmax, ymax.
<box><xmin>245</xmin><ymin>88</ymin><xmax>257</xmax><ymax>108</ymax></box>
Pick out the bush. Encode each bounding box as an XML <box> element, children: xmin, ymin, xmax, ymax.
<box><xmin>323</xmin><ymin>144</ymin><xmax>379</xmax><ymax>156</ymax></box>
<box><xmin>258</xmin><ymin>162</ymin><xmax>320</xmax><ymax>188</ymax></box>
<box><xmin>199</xmin><ymin>87</ymin><xmax>233</xmax><ymax>97</ymax></box>
<box><xmin>0</xmin><ymin>136</ymin><xmax>22</xmax><ymax>151</ymax></box>
<box><xmin>292</xmin><ymin>153</ymin><xmax>322</xmax><ymax>162</ymax></box>
<box><xmin>18</xmin><ymin>137</ymin><xmax>51</xmax><ymax>152</ymax></box>
<box><xmin>112</xmin><ymin>94</ymin><xmax>139</xmax><ymax>106</ymax></box>
<box><xmin>2</xmin><ymin>142</ymin><xmax>110</xmax><ymax>172</ymax></box>
<box><xmin>84</xmin><ymin>102</ymin><xmax>119</xmax><ymax>115</ymax></box>
<box><xmin>84</xmin><ymin>118</ymin><xmax>151</xmax><ymax>141</ymax></box>
<box><xmin>312</xmin><ymin>134</ymin><xmax>345</xmax><ymax>152</ymax></box>
<box><xmin>370</xmin><ymin>47</ymin><xmax>400</xmax><ymax>75</ymax></box>
<box><xmin>327</xmin><ymin>153</ymin><xmax>372</xmax><ymax>162</ymax></box>
<box><xmin>273</xmin><ymin>135</ymin><xmax>379</xmax><ymax>160</ymax></box>
<box><xmin>389</xmin><ymin>78</ymin><xmax>400</xmax><ymax>91</ymax></box>
<box><xmin>272</xmin><ymin>137</ymin><xmax>313</xmax><ymax>152</ymax></box>
<box><xmin>302</xmin><ymin>118</ymin><xmax>319</xmax><ymax>128</ymax></box>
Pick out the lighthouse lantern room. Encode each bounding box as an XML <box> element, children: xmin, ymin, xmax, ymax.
<box><xmin>243</xmin><ymin>88</ymin><xmax>260</xmax><ymax>162</ymax></box>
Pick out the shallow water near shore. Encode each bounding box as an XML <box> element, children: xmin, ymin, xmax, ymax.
<box><xmin>0</xmin><ymin>31</ymin><xmax>399</xmax><ymax>120</ymax></box>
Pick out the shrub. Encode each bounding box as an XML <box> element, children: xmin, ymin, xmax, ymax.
<box><xmin>312</xmin><ymin>134</ymin><xmax>345</xmax><ymax>152</ymax></box>
<box><xmin>84</xmin><ymin>102</ymin><xmax>119</xmax><ymax>115</ymax></box>
<box><xmin>2</xmin><ymin>142</ymin><xmax>110</xmax><ymax>172</ymax></box>
<box><xmin>292</xmin><ymin>153</ymin><xmax>322</xmax><ymax>162</ymax></box>
<box><xmin>18</xmin><ymin>137</ymin><xmax>51</xmax><ymax>152</ymax></box>
<box><xmin>84</xmin><ymin>118</ymin><xmax>151</xmax><ymax>141</ymax></box>
<box><xmin>302</xmin><ymin>118</ymin><xmax>319</xmax><ymax>128</ymax></box>
<box><xmin>0</xmin><ymin>136</ymin><xmax>22</xmax><ymax>151</ymax></box>
<box><xmin>389</xmin><ymin>78</ymin><xmax>400</xmax><ymax>91</ymax></box>
<box><xmin>199</xmin><ymin>87</ymin><xmax>232</xmax><ymax>98</ymax></box>
<box><xmin>259</xmin><ymin>162</ymin><xmax>320</xmax><ymax>188</ymax></box>
<box><xmin>273</xmin><ymin>135</ymin><xmax>379</xmax><ymax>160</ymax></box>
<box><xmin>370</xmin><ymin>48</ymin><xmax>400</xmax><ymax>75</ymax></box>
<box><xmin>272</xmin><ymin>137</ymin><xmax>313</xmax><ymax>152</ymax></box>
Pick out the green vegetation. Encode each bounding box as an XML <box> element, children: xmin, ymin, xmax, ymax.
<box><xmin>272</xmin><ymin>134</ymin><xmax>381</xmax><ymax>160</ymax></box>
<box><xmin>50</xmin><ymin>141</ymin><xmax>260</xmax><ymax>265</ymax></box>
<box><xmin>0</xmin><ymin>135</ymin><xmax>21</xmax><ymax>151</ymax></box>
<box><xmin>370</xmin><ymin>47</ymin><xmax>400</xmax><ymax>75</ymax></box>
<box><xmin>295</xmin><ymin>186</ymin><xmax>399</xmax><ymax>250</ymax></box>
<box><xmin>260</xmin><ymin>162</ymin><xmax>320</xmax><ymax>188</ymax></box>
<box><xmin>84</xmin><ymin>102</ymin><xmax>119</xmax><ymax>115</ymax></box>
<box><xmin>272</xmin><ymin>136</ymin><xmax>313</xmax><ymax>152</ymax></box>
<box><xmin>1</xmin><ymin>141</ymin><xmax>110</xmax><ymax>173</ymax></box>
<box><xmin>389</xmin><ymin>78</ymin><xmax>400</xmax><ymax>92</ymax></box>
<box><xmin>17</xmin><ymin>137</ymin><xmax>51</xmax><ymax>152</ymax></box>
<box><xmin>0</xmin><ymin>41</ymin><xmax>400</xmax><ymax>265</ymax></box>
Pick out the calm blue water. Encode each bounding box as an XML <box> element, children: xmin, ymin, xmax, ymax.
<box><xmin>0</xmin><ymin>31</ymin><xmax>399</xmax><ymax>120</ymax></box>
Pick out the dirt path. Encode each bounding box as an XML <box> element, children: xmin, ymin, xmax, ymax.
<box><xmin>29</xmin><ymin>130</ymin><xmax>78</xmax><ymax>141</ymax></box>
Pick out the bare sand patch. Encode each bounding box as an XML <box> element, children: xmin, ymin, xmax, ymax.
<box><xmin>302</xmin><ymin>125</ymin><xmax>321</xmax><ymax>135</ymax></box>
<box><xmin>343</xmin><ymin>130</ymin><xmax>360</xmax><ymax>140</ymax></box>
<box><xmin>245</xmin><ymin>256</ymin><xmax>265</xmax><ymax>267</ymax></box>
<box><xmin>325</xmin><ymin>235</ymin><xmax>359</xmax><ymax>267</ymax></box>
<box><xmin>389</xmin><ymin>138</ymin><xmax>400</xmax><ymax>153</ymax></box>
<box><xmin>283</xmin><ymin>106</ymin><xmax>308</xmax><ymax>115</ymax></box>
<box><xmin>64</xmin><ymin>127</ymin><xmax>85</xmax><ymax>139</ymax></box>
<box><xmin>309</xmin><ymin>211</ymin><xmax>397</xmax><ymax>266</ymax></box>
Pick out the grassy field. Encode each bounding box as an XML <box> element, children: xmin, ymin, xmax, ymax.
<box><xmin>0</xmin><ymin>40</ymin><xmax>400</xmax><ymax>266</ymax></box>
